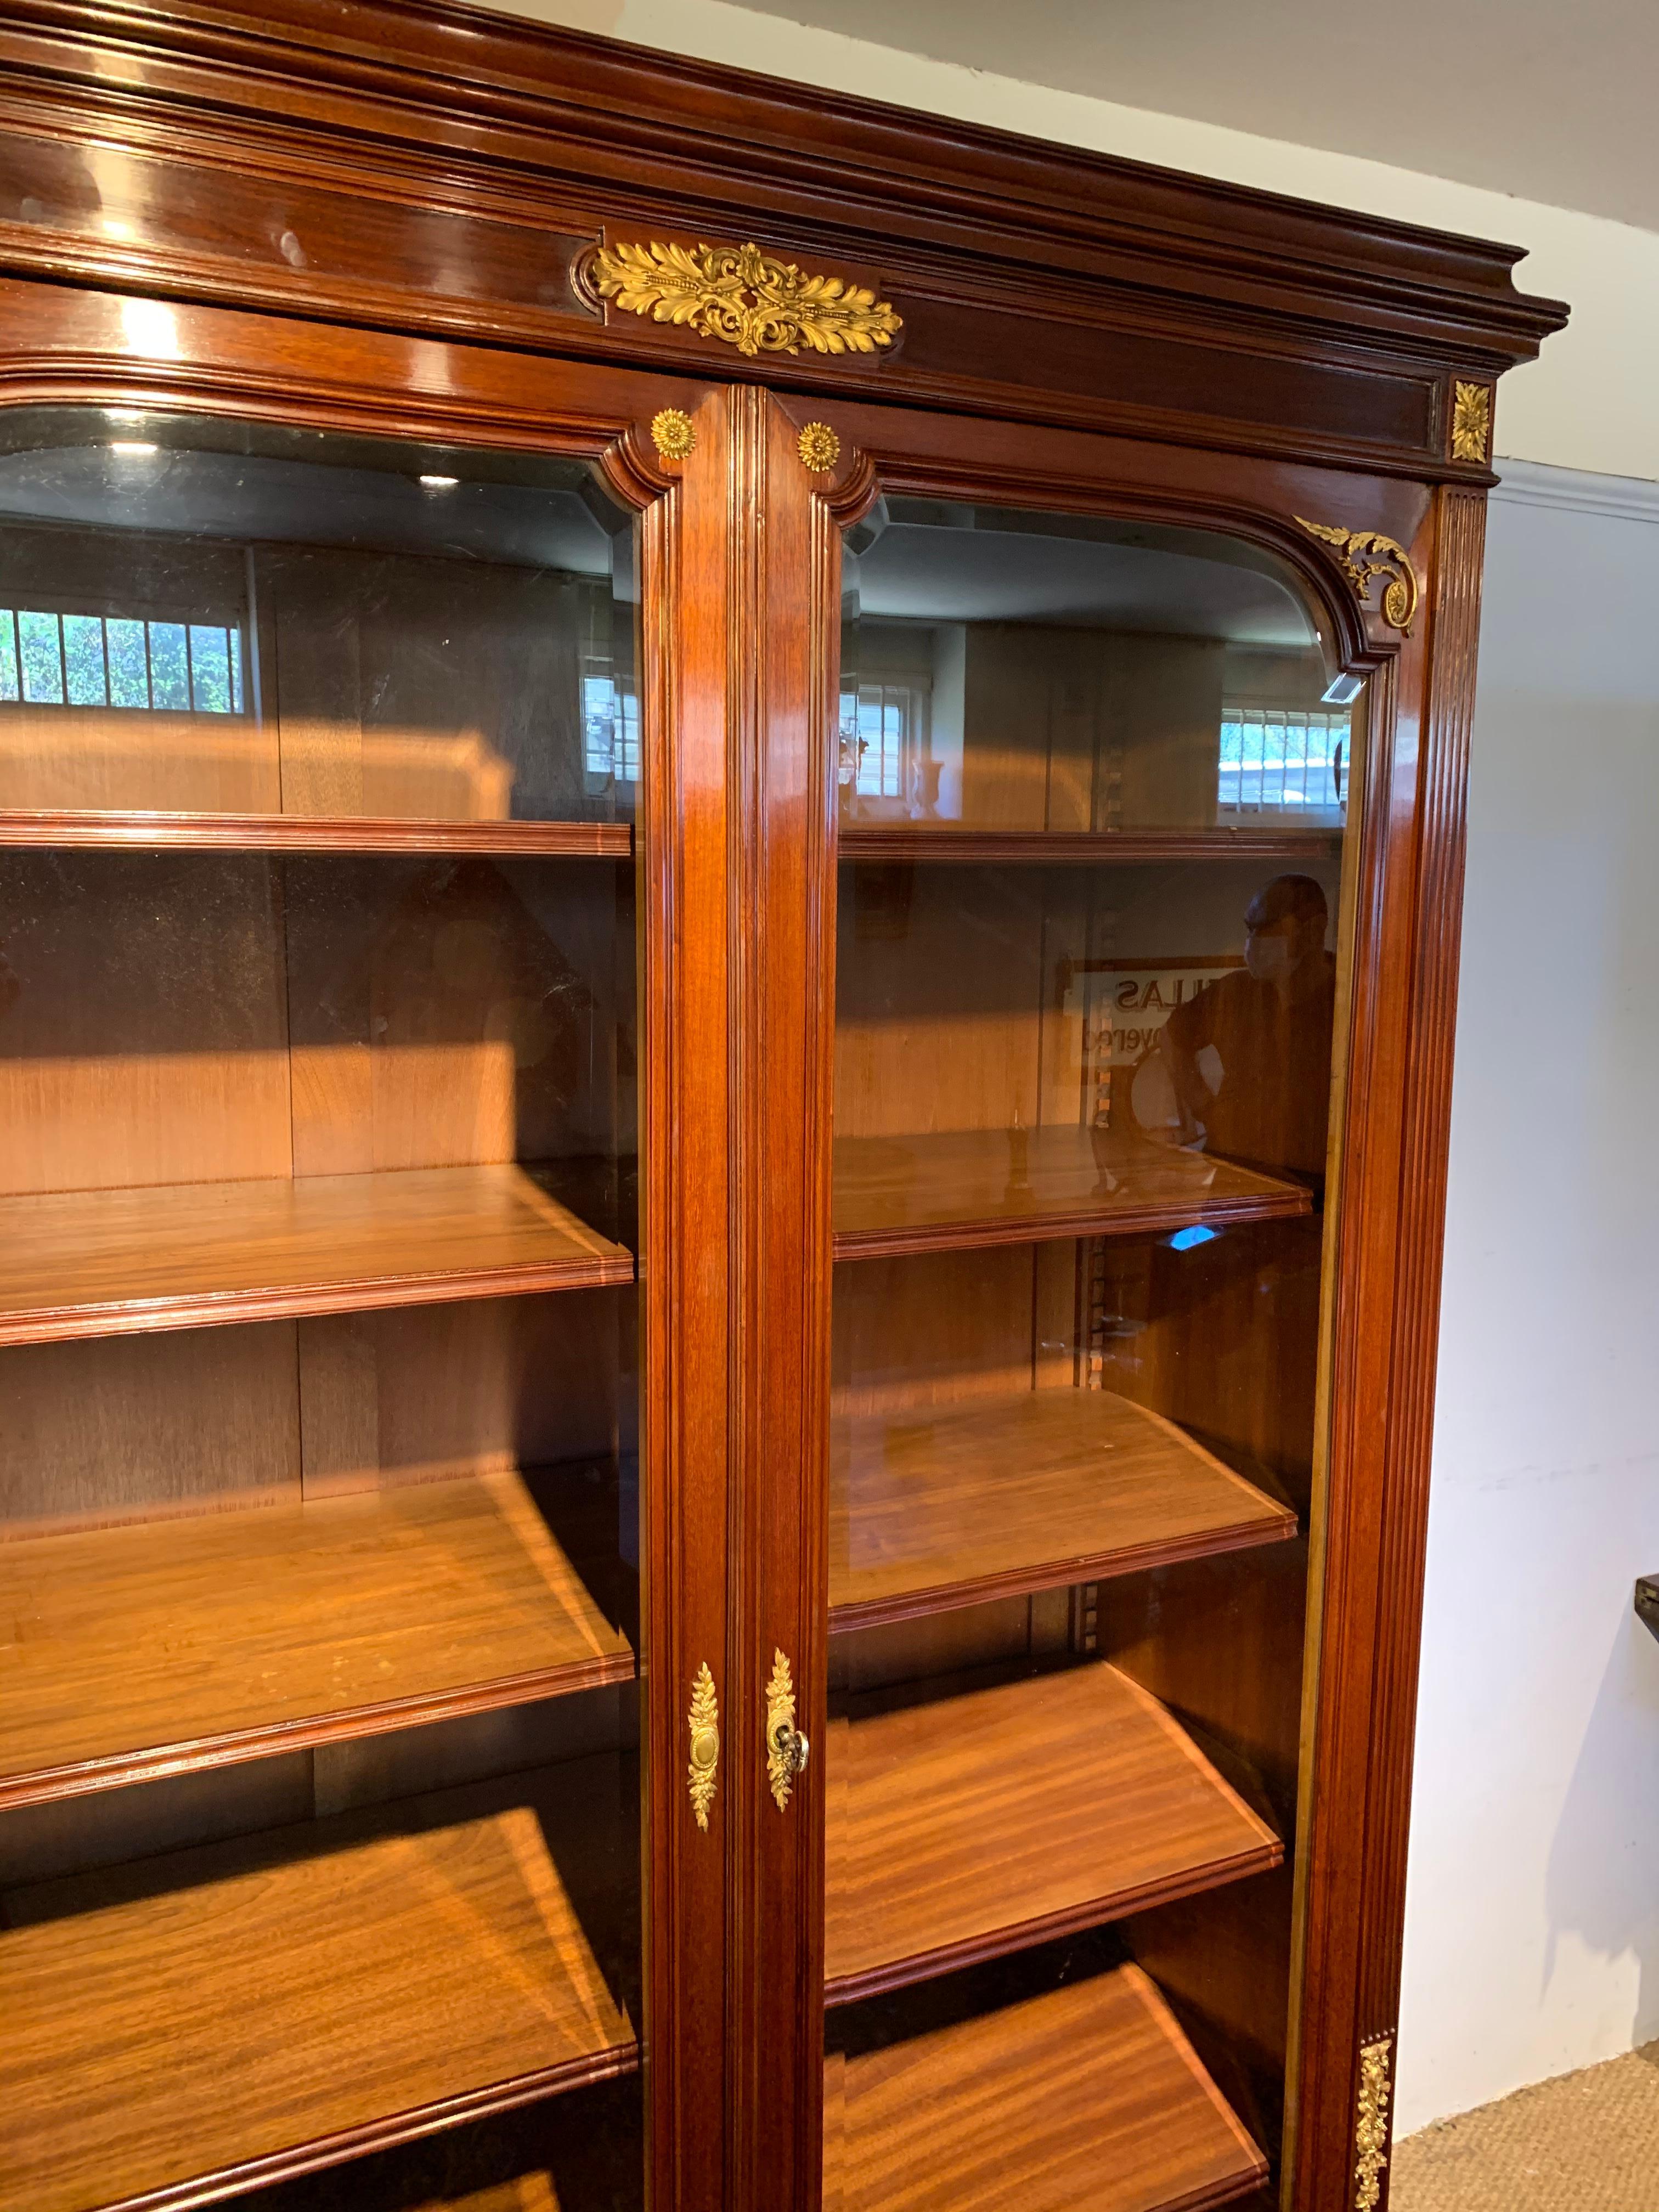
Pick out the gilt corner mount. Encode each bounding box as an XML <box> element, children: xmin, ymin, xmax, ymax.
<box><xmin>1451</xmin><ymin>380</ymin><xmax>1493</xmax><ymax>464</ymax></box>
<box><xmin>1295</xmin><ymin>517</ymin><xmax>1421</xmax><ymax>637</ymax></box>
<box><xmin>588</xmin><ymin>239</ymin><xmax>901</xmax><ymax>359</ymax></box>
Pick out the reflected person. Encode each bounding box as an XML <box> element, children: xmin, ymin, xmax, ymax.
<box><xmin>1158</xmin><ymin>874</ymin><xmax>1336</xmax><ymax>1188</ymax></box>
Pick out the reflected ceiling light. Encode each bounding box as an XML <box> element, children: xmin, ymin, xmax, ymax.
<box><xmin>109</xmin><ymin>440</ymin><xmax>158</xmax><ymax>455</ymax></box>
<box><xmin>419</xmin><ymin>474</ymin><xmax>459</xmax><ymax>488</ymax></box>
<box><xmin>1322</xmin><ymin>671</ymin><xmax>1364</xmax><ymax>706</ymax></box>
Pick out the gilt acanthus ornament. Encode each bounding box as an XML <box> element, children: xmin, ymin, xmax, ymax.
<box><xmin>1295</xmin><ymin>517</ymin><xmax>1421</xmax><ymax>637</ymax></box>
<box><xmin>590</xmin><ymin>238</ymin><xmax>901</xmax><ymax>359</ymax></box>
<box><xmin>1353</xmin><ymin>2034</ymin><xmax>1394</xmax><ymax>2212</ymax></box>
<box><xmin>686</xmin><ymin>1663</ymin><xmax>719</xmax><ymax>1831</ymax></box>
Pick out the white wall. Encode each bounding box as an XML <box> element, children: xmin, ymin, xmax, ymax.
<box><xmin>465</xmin><ymin>0</ymin><xmax>1659</xmax><ymax>2133</ymax></box>
<box><xmin>1395</xmin><ymin>464</ymin><xmax>1659</xmax><ymax>2130</ymax></box>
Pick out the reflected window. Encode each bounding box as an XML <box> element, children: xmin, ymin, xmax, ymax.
<box><xmin>1218</xmin><ymin>704</ymin><xmax>1347</xmax><ymax>815</ymax></box>
<box><xmin>841</xmin><ymin>679</ymin><xmax>931</xmax><ymax>802</ymax></box>
<box><xmin>0</xmin><ymin>605</ymin><xmax>245</xmax><ymax>715</ymax></box>
<box><xmin>581</xmin><ymin>672</ymin><xmax>640</xmax><ymax>786</ymax></box>
<box><xmin>0</xmin><ymin>408</ymin><xmax>640</xmax><ymax>825</ymax></box>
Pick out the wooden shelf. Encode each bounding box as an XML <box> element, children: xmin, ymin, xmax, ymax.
<box><xmin>831</xmin><ymin>1388</ymin><xmax>1294</xmax><ymax>1630</ymax></box>
<box><xmin>824</xmin><ymin>1959</ymin><xmax>1267</xmax><ymax>2212</ymax></box>
<box><xmin>839</xmin><ymin>822</ymin><xmax>1341</xmax><ymax>865</ymax></box>
<box><xmin>0</xmin><ymin>1466</ymin><xmax>635</xmax><ymax>1809</ymax></box>
<box><xmin>0</xmin><ymin>1754</ymin><xmax>639</xmax><ymax>2212</ymax></box>
<box><xmin>826</xmin><ymin>1662</ymin><xmax>1280</xmax><ymax>2004</ymax></box>
<box><xmin>0</xmin><ymin>811</ymin><xmax>633</xmax><ymax>855</ymax></box>
<box><xmin>833</xmin><ymin>1126</ymin><xmax>1309</xmax><ymax>1260</ymax></box>
<box><xmin>0</xmin><ymin>1164</ymin><xmax>634</xmax><ymax>1346</ymax></box>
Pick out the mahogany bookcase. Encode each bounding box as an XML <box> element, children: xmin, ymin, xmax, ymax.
<box><xmin>0</xmin><ymin>8</ymin><xmax>1565</xmax><ymax>2212</ymax></box>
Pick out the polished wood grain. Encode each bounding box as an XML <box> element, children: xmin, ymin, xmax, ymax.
<box><xmin>0</xmin><ymin>811</ymin><xmax>633</xmax><ymax>854</ymax></box>
<box><xmin>0</xmin><ymin>1755</ymin><xmax>639</xmax><ymax>2212</ymax></box>
<box><xmin>722</xmin><ymin>387</ymin><xmax>842</xmax><ymax>2212</ymax></box>
<box><xmin>0</xmin><ymin>9</ymin><xmax>1566</xmax><ymax>2192</ymax></box>
<box><xmin>0</xmin><ymin>849</ymin><xmax>294</xmax><ymax>1199</ymax></box>
<box><xmin>830</xmin><ymin>1389</ymin><xmax>1294</xmax><ymax>1630</ymax></box>
<box><xmin>0</xmin><ymin>1464</ymin><xmax>633</xmax><ymax>1807</ymax></box>
<box><xmin>825</xmin><ymin>1661</ymin><xmax>1280</xmax><ymax>2002</ymax></box>
<box><xmin>223</xmin><ymin>2075</ymin><xmax>645</xmax><ymax>2212</ymax></box>
<box><xmin>839</xmin><ymin>826</ymin><xmax>1342</xmax><ymax>865</ymax></box>
<box><xmin>0</xmin><ymin>1292</ymin><xmax>623</xmax><ymax>1539</ymax></box>
<box><xmin>1286</xmin><ymin>492</ymin><xmax>1491</xmax><ymax>2211</ymax></box>
<box><xmin>824</xmin><ymin>1961</ymin><xmax>1266</xmax><ymax>2211</ymax></box>
<box><xmin>0</xmin><ymin>5</ymin><xmax>1565</xmax><ymax>479</ymax></box>
<box><xmin>0</xmin><ymin>1164</ymin><xmax>632</xmax><ymax>1345</ymax></box>
<box><xmin>833</xmin><ymin>1126</ymin><xmax>1309</xmax><ymax>1260</ymax></box>
<box><xmin>632</xmin><ymin>388</ymin><xmax>733</xmax><ymax>2212</ymax></box>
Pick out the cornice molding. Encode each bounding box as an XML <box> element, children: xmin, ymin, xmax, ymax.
<box><xmin>1490</xmin><ymin>457</ymin><xmax>1659</xmax><ymax>524</ymax></box>
<box><xmin>0</xmin><ymin>0</ymin><xmax>1567</xmax><ymax>372</ymax></box>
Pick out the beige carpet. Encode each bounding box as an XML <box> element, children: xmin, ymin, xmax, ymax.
<box><xmin>1391</xmin><ymin>2040</ymin><xmax>1659</xmax><ymax>2210</ymax></box>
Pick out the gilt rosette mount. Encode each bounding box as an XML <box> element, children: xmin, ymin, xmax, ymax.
<box><xmin>650</xmin><ymin>408</ymin><xmax>697</xmax><ymax>461</ymax></box>
<box><xmin>1296</xmin><ymin>517</ymin><xmax>1421</xmax><ymax>637</ymax></box>
<box><xmin>797</xmin><ymin>421</ymin><xmax>842</xmax><ymax>473</ymax></box>
<box><xmin>589</xmin><ymin>238</ymin><xmax>902</xmax><ymax>359</ymax></box>
<box><xmin>1451</xmin><ymin>380</ymin><xmax>1493</xmax><ymax>464</ymax></box>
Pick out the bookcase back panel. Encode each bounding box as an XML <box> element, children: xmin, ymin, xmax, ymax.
<box><xmin>0</xmin><ymin>849</ymin><xmax>630</xmax><ymax>1196</ymax></box>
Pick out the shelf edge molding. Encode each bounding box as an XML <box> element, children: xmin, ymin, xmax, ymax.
<box><xmin>829</xmin><ymin>1387</ymin><xmax>1297</xmax><ymax>1630</ymax></box>
<box><xmin>83</xmin><ymin>2045</ymin><xmax>643</xmax><ymax>2212</ymax></box>
<box><xmin>826</xmin><ymin>1662</ymin><xmax>1284</xmax><ymax>2005</ymax></box>
<box><xmin>827</xmin><ymin>1508</ymin><xmax>1291</xmax><ymax>1633</ymax></box>
<box><xmin>0</xmin><ymin>1650</ymin><xmax>639</xmax><ymax>1813</ymax></box>
<box><xmin>0</xmin><ymin>1757</ymin><xmax>641</xmax><ymax>2212</ymax></box>
<box><xmin>0</xmin><ymin>809</ymin><xmax>634</xmax><ymax>855</ymax></box>
<box><xmin>839</xmin><ymin>824</ymin><xmax>1344</xmax><ymax>865</ymax></box>
<box><xmin>832</xmin><ymin>1125</ymin><xmax>1312</xmax><ymax>1262</ymax></box>
<box><xmin>0</xmin><ymin>1164</ymin><xmax>635</xmax><ymax>1347</ymax></box>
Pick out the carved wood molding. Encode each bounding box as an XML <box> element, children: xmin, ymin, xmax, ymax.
<box><xmin>0</xmin><ymin>3</ymin><xmax>1566</xmax><ymax>477</ymax></box>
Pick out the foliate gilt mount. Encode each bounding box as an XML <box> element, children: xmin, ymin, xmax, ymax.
<box><xmin>765</xmin><ymin>1649</ymin><xmax>800</xmax><ymax>1811</ymax></box>
<box><xmin>1352</xmin><ymin>2034</ymin><xmax>1395</xmax><ymax>2212</ymax></box>
<box><xmin>1295</xmin><ymin>517</ymin><xmax>1421</xmax><ymax>637</ymax></box>
<box><xmin>686</xmin><ymin>1662</ymin><xmax>719</xmax><ymax>1832</ymax></box>
<box><xmin>590</xmin><ymin>239</ymin><xmax>901</xmax><ymax>359</ymax></box>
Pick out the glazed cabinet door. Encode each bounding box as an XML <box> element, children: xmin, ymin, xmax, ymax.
<box><xmin>751</xmin><ymin>393</ymin><xmax>1438</xmax><ymax>2212</ymax></box>
<box><xmin>0</xmin><ymin>326</ymin><xmax>738</xmax><ymax>2212</ymax></box>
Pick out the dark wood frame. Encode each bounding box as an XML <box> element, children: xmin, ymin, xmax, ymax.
<box><xmin>0</xmin><ymin>9</ymin><xmax>1565</xmax><ymax>2210</ymax></box>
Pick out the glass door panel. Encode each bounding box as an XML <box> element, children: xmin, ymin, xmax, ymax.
<box><xmin>826</xmin><ymin>495</ymin><xmax>1356</xmax><ymax>2210</ymax></box>
<box><xmin>0</xmin><ymin>411</ymin><xmax>645</xmax><ymax>2212</ymax></box>
<box><xmin>0</xmin><ymin>407</ymin><xmax>639</xmax><ymax>831</ymax></box>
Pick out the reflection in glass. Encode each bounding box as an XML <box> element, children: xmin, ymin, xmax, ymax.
<box><xmin>840</xmin><ymin>498</ymin><xmax>1351</xmax><ymax>833</ymax></box>
<box><xmin>0</xmin><ymin>419</ymin><xmax>648</xmax><ymax>2208</ymax></box>
<box><xmin>0</xmin><ymin>408</ymin><xmax>639</xmax><ymax>825</ymax></box>
<box><xmin>828</xmin><ymin>498</ymin><xmax>1358</xmax><ymax>2207</ymax></box>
